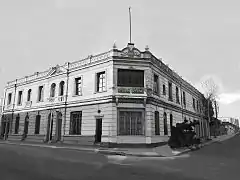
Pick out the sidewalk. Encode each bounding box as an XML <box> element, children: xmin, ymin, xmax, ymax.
<box><xmin>97</xmin><ymin>133</ymin><xmax>238</xmax><ymax>157</ymax></box>
<box><xmin>0</xmin><ymin>132</ymin><xmax>237</xmax><ymax>157</ymax></box>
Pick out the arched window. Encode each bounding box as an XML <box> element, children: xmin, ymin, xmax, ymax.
<box><xmin>27</xmin><ymin>89</ymin><xmax>32</xmax><ymax>101</ymax></box>
<box><xmin>59</xmin><ymin>81</ymin><xmax>65</xmax><ymax>96</ymax></box>
<box><xmin>164</xmin><ymin>112</ymin><xmax>168</xmax><ymax>135</ymax></box>
<box><xmin>50</xmin><ymin>83</ymin><xmax>56</xmax><ymax>97</ymax></box>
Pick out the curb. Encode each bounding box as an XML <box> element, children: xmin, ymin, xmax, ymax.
<box><xmin>0</xmin><ymin>140</ymin><xmax>97</xmax><ymax>152</ymax></box>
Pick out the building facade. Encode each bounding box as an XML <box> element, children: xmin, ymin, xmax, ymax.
<box><xmin>0</xmin><ymin>43</ymin><xmax>210</xmax><ymax>146</ymax></box>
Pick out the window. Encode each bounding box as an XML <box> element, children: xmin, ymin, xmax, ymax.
<box><xmin>153</xmin><ymin>74</ymin><xmax>159</xmax><ymax>95</ymax></box>
<box><xmin>50</xmin><ymin>83</ymin><xmax>56</xmax><ymax>97</ymax></box>
<box><xmin>193</xmin><ymin>98</ymin><xmax>196</xmax><ymax>110</ymax></box>
<box><xmin>38</xmin><ymin>86</ymin><xmax>44</xmax><ymax>102</ymax></box>
<box><xmin>15</xmin><ymin>115</ymin><xmax>20</xmax><ymax>134</ymax></box>
<box><xmin>75</xmin><ymin>77</ymin><xmax>82</xmax><ymax>95</ymax></box>
<box><xmin>7</xmin><ymin>93</ymin><xmax>12</xmax><ymax>105</ymax></box>
<box><xmin>183</xmin><ymin>91</ymin><xmax>186</xmax><ymax>106</ymax></box>
<box><xmin>176</xmin><ymin>87</ymin><xmax>180</xmax><ymax>104</ymax></box>
<box><xmin>164</xmin><ymin>112</ymin><xmax>168</xmax><ymax>135</ymax></box>
<box><xmin>155</xmin><ymin>111</ymin><xmax>160</xmax><ymax>135</ymax></box>
<box><xmin>59</xmin><ymin>81</ymin><xmax>65</xmax><ymax>96</ymax></box>
<box><xmin>163</xmin><ymin>84</ymin><xmax>166</xmax><ymax>95</ymax></box>
<box><xmin>196</xmin><ymin>100</ymin><xmax>199</xmax><ymax>112</ymax></box>
<box><xmin>168</xmin><ymin>82</ymin><xmax>173</xmax><ymax>101</ymax></box>
<box><xmin>35</xmin><ymin>115</ymin><xmax>41</xmax><ymax>134</ymax></box>
<box><xmin>69</xmin><ymin>111</ymin><xmax>82</xmax><ymax>135</ymax></box>
<box><xmin>118</xmin><ymin>111</ymin><xmax>144</xmax><ymax>135</ymax></box>
<box><xmin>27</xmin><ymin>89</ymin><xmax>32</xmax><ymax>101</ymax></box>
<box><xmin>96</xmin><ymin>71</ymin><xmax>106</xmax><ymax>92</ymax></box>
<box><xmin>170</xmin><ymin>114</ymin><xmax>173</xmax><ymax>132</ymax></box>
<box><xmin>17</xmin><ymin>91</ymin><xmax>23</xmax><ymax>105</ymax></box>
<box><xmin>117</xmin><ymin>69</ymin><xmax>144</xmax><ymax>87</ymax></box>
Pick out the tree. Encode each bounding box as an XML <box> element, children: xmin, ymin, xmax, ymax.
<box><xmin>201</xmin><ymin>78</ymin><xmax>219</xmax><ymax>137</ymax></box>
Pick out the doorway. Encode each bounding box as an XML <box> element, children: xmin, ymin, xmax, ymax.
<box><xmin>95</xmin><ymin>118</ymin><xmax>102</xmax><ymax>143</ymax></box>
<box><xmin>56</xmin><ymin>112</ymin><xmax>62</xmax><ymax>142</ymax></box>
<box><xmin>46</xmin><ymin>113</ymin><xmax>53</xmax><ymax>142</ymax></box>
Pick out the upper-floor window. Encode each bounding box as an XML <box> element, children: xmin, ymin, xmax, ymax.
<box><xmin>38</xmin><ymin>86</ymin><xmax>44</xmax><ymax>102</ymax></box>
<box><xmin>168</xmin><ymin>82</ymin><xmax>173</xmax><ymax>101</ymax></box>
<box><xmin>196</xmin><ymin>100</ymin><xmax>199</xmax><ymax>112</ymax></box>
<box><xmin>75</xmin><ymin>77</ymin><xmax>82</xmax><ymax>95</ymax></box>
<box><xmin>7</xmin><ymin>93</ymin><xmax>12</xmax><ymax>105</ymax></box>
<box><xmin>183</xmin><ymin>91</ymin><xmax>186</xmax><ymax>106</ymax></box>
<box><xmin>117</xmin><ymin>69</ymin><xmax>144</xmax><ymax>87</ymax></box>
<box><xmin>96</xmin><ymin>71</ymin><xmax>106</xmax><ymax>92</ymax></box>
<box><xmin>163</xmin><ymin>84</ymin><xmax>166</xmax><ymax>95</ymax></box>
<box><xmin>27</xmin><ymin>89</ymin><xmax>32</xmax><ymax>101</ymax></box>
<box><xmin>17</xmin><ymin>91</ymin><xmax>23</xmax><ymax>105</ymax></box>
<box><xmin>50</xmin><ymin>83</ymin><xmax>56</xmax><ymax>97</ymax></box>
<box><xmin>153</xmin><ymin>74</ymin><xmax>159</xmax><ymax>95</ymax></box>
<box><xmin>176</xmin><ymin>86</ymin><xmax>180</xmax><ymax>104</ymax></box>
<box><xmin>59</xmin><ymin>81</ymin><xmax>65</xmax><ymax>96</ymax></box>
<box><xmin>193</xmin><ymin>98</ymin><xmax>196</xmax><ymax>110</ymax></box>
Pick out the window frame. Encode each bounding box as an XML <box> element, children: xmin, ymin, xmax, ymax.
<box><xmin>59</xmin><ymin>81</ymin><xmax>65</xmax><ymax>96</ymax></box>
<box><xmin>7</xmin><ymin>93</ymin><xmax>12</xmax><ymax>105</ymax></box>
<box><xmin>27</xmin><ymin>89</ymin><xmax>32</xmax><ymax>102</ymax></box>
<box><xmin>50</xmin><ymin>83</ymin><xmax>56</xmax><ymax>97</ymax></box>
<box><xmin>17</xmin><ymin>90</ymin><xmax>23</xmax><ymax>106</ymax></box>
<box><xmin>168</xmin><ymin>82</ymin><xmax>173</xmax><ymax>101</ymax></box>
<box><xmin>153</xmin><ymin>74</ymin><xmax>159</xmax><ymax>95</ymax></box>
<box><xmin>96</xmin><ymin>71</ymin><xmax>107</xmax><ymax>93</ymax></box>
<box><xmin>74</xmin><ymin>76</ymin><xmax>82</xmax><ymax>96</ymax></box>
<box><xmin>37</xmin><ymin>85</ymin><xmax>44</xmax><ymax>102</ymax></box>
<box><xmin>69</xmin><ymin>111</ymin><xmax>82</xmax><ymax>135</ymax></box>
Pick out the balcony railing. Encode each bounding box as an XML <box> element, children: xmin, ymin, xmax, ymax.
<box><xmin>58</xmin><ymin>96</ymin><xmax>65</xmax><ymax>102</ymax></box>
<box><xmin>117</xmin><ymin>87</ymin><xmax>145</xmax><ymax>94</ymax></box>
<box><xmin>47</xmin><ymin>97</ymin><xmax>56</xmax><ymax>102</ymax></box>
<box><xmin>25</xmin><ymin>101</ymin><xmax>32</xmax><ymax>108</ymax></box>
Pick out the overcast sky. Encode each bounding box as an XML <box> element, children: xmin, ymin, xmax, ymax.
<box><xmin>0</xmin><ymin>0</ymin><xmax>239</xmax><ymax>118</ymax></box>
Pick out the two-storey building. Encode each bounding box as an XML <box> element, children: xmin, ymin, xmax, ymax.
<box><xmin>0</xmin><ymin>43</ymin><xmax>210</xmax><ymax>146</ymax></box>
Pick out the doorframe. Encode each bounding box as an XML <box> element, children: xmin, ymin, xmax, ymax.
<box><xmin>94</xmin><ymin>115</ymin><xmax>103</xmax><ymax>143</ymax></box>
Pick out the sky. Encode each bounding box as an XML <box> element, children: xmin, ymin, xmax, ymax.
<box><xmin>0</xmin><ymin>0</ymin><xmax>239</xmax><ymax>118</ymax></box>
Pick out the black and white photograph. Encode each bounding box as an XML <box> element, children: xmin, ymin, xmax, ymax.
<box><xmin>0</xmin><ymin>0</ymin><xmax>240</xmax><ymax>179</ymax></box>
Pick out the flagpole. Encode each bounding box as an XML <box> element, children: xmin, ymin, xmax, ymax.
<box><xmin>129</xmin><ymin>7</ymin><xmax>132</xmax><ymax>43</ymax></box>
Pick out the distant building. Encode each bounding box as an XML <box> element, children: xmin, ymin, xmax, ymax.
<box><xmin>219</xmin><ymin>117</ymin><xmax>239</xmax><ymax>127</ymax></box>
<box><xmin>0</xmin><ymin>43</ymin><xmax>210</xmax><ymax>146</ymax></box>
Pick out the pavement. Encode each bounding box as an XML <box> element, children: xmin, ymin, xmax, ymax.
<box><xmin>0</xmin><ymin>132</ymin><xmax>240</xmax><ymax>180</ymax></box>
<box><xmin>0</xmin><ymin>132</ymin><xmax>237</xmax><ymax>158</ymax></box>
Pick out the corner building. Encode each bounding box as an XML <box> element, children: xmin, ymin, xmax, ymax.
<box><xmin>1</xmin><ymin>43</ymin><xmax>210</xmax><ymax>147</ymax></box>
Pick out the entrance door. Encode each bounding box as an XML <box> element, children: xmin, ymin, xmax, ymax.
<box><xmin>56</xmin><ymin>112</ymin><xmax>62</xmax><ymax>142</ymax></box>
<box><xmin>23</xmin><ymin>115</ymin><xmax>29</xmax><ymax>136</ymax></box>
<box><xmin>95</xmin><ymin>118</ymin><xmax>102</xmax><ymax>143</ymax></box>
<box><xmin>46</xmin><ymin>113</ymin><xmax>53</xmax><ymax>142</ymax></box>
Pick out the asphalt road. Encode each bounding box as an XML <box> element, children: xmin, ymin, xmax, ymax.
<box><xmin>0</xmin><ymin>135</ymin><xmax>239</xmax><ymax>180</ymax></box>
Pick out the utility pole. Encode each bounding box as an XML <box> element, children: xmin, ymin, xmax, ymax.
<box><xmin>129</xmin><ymin>7</ymin><xmax>132</xmax><ymax>43</ymax></box>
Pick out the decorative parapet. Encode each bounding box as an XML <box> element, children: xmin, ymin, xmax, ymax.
<box><xmin>47</xmin><ymin>97</ymin><xmax>56</xmax><ymax>103</ymax></box>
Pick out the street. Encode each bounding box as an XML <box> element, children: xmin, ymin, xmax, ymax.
<box><xmin>0</xmin><ymin>135</ymin><xmax>240</xmax><ymax>180</ymax></box>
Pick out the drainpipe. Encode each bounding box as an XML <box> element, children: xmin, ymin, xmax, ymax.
<box><xmin>11</xmin><ymin>80</ymin><xmax>18</xmax><ymax>134</ymax></box>
<box><xmin>180</xmin><ymin>80</ymin><xmax>184</xmax><ymax>122</ymax></box>
<box><xmin>63</xmin><ymin>62</ymin><xmax>70</xmax><ymax>142</ymax></box>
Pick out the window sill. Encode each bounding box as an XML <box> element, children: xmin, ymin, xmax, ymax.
<box><xmin>94</xmin><ymin>90</ymin><xmax>107</xmax><ymax>94</ymax></box>
<box><xmin>72</xmin><ymin>94</ymin><xmax>82</xmax><ymax>97</ymax></box>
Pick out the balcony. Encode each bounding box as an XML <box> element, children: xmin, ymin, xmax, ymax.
<box><xmin>25</xmin><ymin>101</ymin><xmax>32</xmax><ymax>108</ymax></box>
<box><xmin>58</xmin><ymin>96</ymin><xmax>65</xmax><ymax>102</ymax></box>
<box><xmin>47</xmin><ymin>97</ymin><xmax>56</xmax><ymax>102</ymax></box>
<box><xmin>117</xmin><ymin>87</ymin><xmax>145</xmax><ymax>94</ymax></box>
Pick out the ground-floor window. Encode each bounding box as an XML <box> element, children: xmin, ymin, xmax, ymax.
<box><xmin>164</xmin><ymin>112</ymin><xmax>168</xmax><ymax>135</ymax></box>
<box><xmin>170</xmin><ymin>114</ymin><xmax>173</xmax><ymax>132</ymax></box>
<box><xmin>118</xmin><ymin>110</ymin><xmax>144</xmax><ymax>135</ymax></box>
<box><xmin>35</xmin><ymin>115</ymin><xmax>41</xmax><ymax>134</ymax></box>
<box><xmin>69</xmin><ymin>111</ymin><xmax>82</xmax><ymax>135</ymax></box>
<box><xmin>155</xmin><ymin>111</ymin><xmax>160</xmax><ymax>135</ymax></box>
<box><xmin>15</xmin><ymin>115</ymin><xmax>20</xmax><ymax>134</ymax></box>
